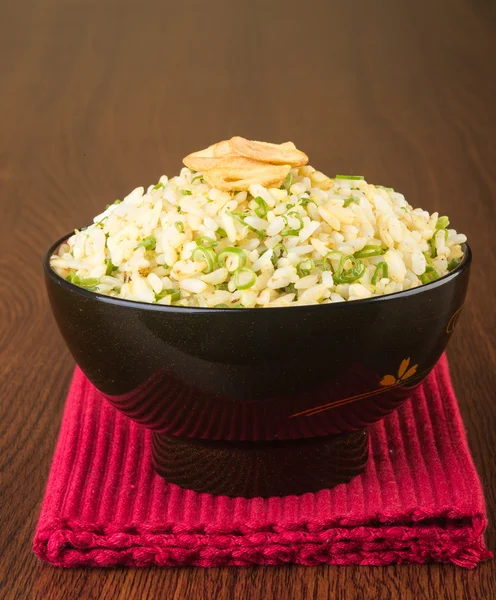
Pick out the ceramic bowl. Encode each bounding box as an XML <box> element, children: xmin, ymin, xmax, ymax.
<box><xmin>44</xmin><ymin>234</ymin><xmax>471</xmax><ymax>496</ymax></box>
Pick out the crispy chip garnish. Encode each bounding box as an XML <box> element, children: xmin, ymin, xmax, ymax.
<box><xmin>213</xmin><ymin>140</ymin><xmax>232</xmax><ymax>156</ymax></box>
<box><xmin>183</xmin><ymin>155</ymin><xmax>222</xmax><ymax>171</ymax></box>
<box><xmin>183</xmin><ymin>140</ymin><xmax>232</xmax><ymax>171</ymax></box>
<box><xmin>229</xmin><ymin>137</ymin><xmax>308</xmax><ymax>167</ymax></box>
<box><xmin>203</xmin><ymin>158</ymin><xmax>291</xmax><ymax>191</ymax></box>
<box><xmin>183</xmin><ymin>137</ymin><xmax>306</xmax><ymax>190</ymax></box>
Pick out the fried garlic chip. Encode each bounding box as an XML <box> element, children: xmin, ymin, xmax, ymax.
<box><xmin>183</xmin><ymin>140</ymin><xmax>231</xmax><ymax>171</ymax></box>
<box><xmin>229</xmin><ymin>137</ymin><xmax>308</xmax><ymax>167</ymax></box>
<box><xmin>203</xmin><ymin>157</ymin><xmax>291</xmax><ymax>191</ymax></box>
<box><xmin>183</xmin><ymin>137</ymin><xmax>306</xmax><ymax>190</ymax></box>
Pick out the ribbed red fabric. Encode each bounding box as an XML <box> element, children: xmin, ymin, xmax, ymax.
<box><xmin>33</xmin><ymin>356</ymin><xmax>492</xmax><ymax>568</ymax></box>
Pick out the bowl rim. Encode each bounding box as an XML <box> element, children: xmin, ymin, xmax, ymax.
<box><xmin>44</xmin><ymin>232</ymin><xmax>471</xmax><ymax>314</ymax></box>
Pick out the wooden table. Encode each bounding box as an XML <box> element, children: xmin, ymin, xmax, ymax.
<box><xmin>1</xmin><ymin>0</ymin><xmax>495</xmax><ymax>598</ymax></box>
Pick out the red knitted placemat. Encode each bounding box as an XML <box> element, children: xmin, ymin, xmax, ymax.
<box><xmin>33</xmin><ymin>356</ymin><xmax>491</xmax><ymax>568</ymax></box>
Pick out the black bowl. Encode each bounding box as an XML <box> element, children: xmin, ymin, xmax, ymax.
<box><xmin>44</xmin><ymin>234</ymin><xmax>471</xmax><ymax>497</ymax></box>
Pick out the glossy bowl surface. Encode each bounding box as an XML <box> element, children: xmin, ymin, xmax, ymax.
<box><xmin>45</xmin><ymin>234</ymin><xmax>471</xmax><ymax>445</ymax></box>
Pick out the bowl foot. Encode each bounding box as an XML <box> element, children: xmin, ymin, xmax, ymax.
<box><xmin>152</xmin><ymin>430</ymin><xmax>369</xmax><ymax>498</ymax></box>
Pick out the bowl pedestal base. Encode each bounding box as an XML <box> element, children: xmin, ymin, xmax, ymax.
<box><xmin>152</xmin><ymin>429</ymin><xmax>369</xmax><ymax>498</ymax></box>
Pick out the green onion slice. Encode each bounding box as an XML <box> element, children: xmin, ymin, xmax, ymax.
<box><xmin>354</xmin><ymin>245</ymin><xmax>385</xmax><ymax>258</ymax></box>
<box><xmin>420</xmin><ymin>266</ymin><xmax>440</xmax><ymax>284</ymax></box>
<box><xmin>192</xmin><ymin>247</ymin><xmax>217</xmax><ymax>273</ymax></box>
<box><xmin>155</xmin><ymin>289</ymin><xmax>181</xmax><ymax>302</ymax></box>
<box><xmin>271</xmin><ymin>243</ymin><xmax>287</xmax><ymax>266</ymax></box>
<box><xmin>423</xmin><ymin>251</ymin><xmax>433</xmax><ymax>266</ymax></box>
<box><xmin>300</xmin><ymin>197</ymin><xmax>317</xmax><ymax>208</ymax></box>
<box><xmin>66</xmin><ymin>271</ymin><xmax>100</xmax><ymax>291</ymax></box>
<box><xmin>175</xmin><ymin>222</ymin><xmax>184</xmax><ymax>233</ymax></box>
<box><xmin>281</xmin><ymin>211</ymin><xmax>304</xmax><ymax>236</ymax></box>
<box><xmin>191</xmin><ymin>174</ymin><xmax>203</xmax><ymax>183</ymax></box>
<box><xmin>254</xmin><ymin>196</ymin><xmax>269</xmax><ymax>218</ymax></box>
<box><xmin>320</xmin><ymin>251</ymin><xmax>342</xmax><ymax>272</ymax></box>
<box><xmin>297</xmin><ymin>258</ymin><xmax>315</xmax><ymax>277</ymax></box>
<box><xmin>448</xmin><ymin>258</ymin><xmax>460</xmax><ymax>272</ymax></box>
<box><xmin>218</xmin><ymin>247</ymin><xmax>247</xmax><ymax>272</ymax></box>
<box><xmin>343</xmin><ymin>197</ymin><xmax>360</xmax><ymax>208</ymax></box>
<box><xmin>428</xmin><ymin>237</ymin><xmax>437</xmax><ymax>258</ymax></box>
<box><xmin>153</xmin><ymin>182</ymin><xmax>164</xmax><ymax>190</ymax></box>
<box><xmin>136</xmin><ymin>236</ymin><xmax>156</xmax><ymax>251</ymax></box>
<box><xmin>233</xmin><ymin>267</ymin><xmax>256</xmax><ymax>290</ymax></box>
<box><xmin>281</xmin><ymin>172</ymin><xmax>293</xmax><ymax>190</ymax></box>
<box><xmin>105</xmin><ymin>259</ymin><xmax>119</xmax><ymax>276</ymax></box>
<box><xmin>195</xmin><ymin>235</ymin><xmax>217</xmax><ymax>248</ymax></box>
<box><xmin>333</xmin><ymin>255</ymin><xmax>366</xmax><ymax>284</ymax></box>
<box><xmin>335</xmin><ymin>174</ymin><xmax>365</xmax><ymax>180</ymax></box>
<box><xmin>435</xmin><ymin>216</ymin><xmax>450</xmax><ymax>230</ymax></box>
<box><xmin>182</xmin><ymin>190</ymin><xmax>193</xmax><ymax>195</ymax></box>
<box><xmin>371</xmin><ymin>262</ymin><xmax>388</xmax><ymax>285</ymax></box>
<box><xmin>227</xmin><ymin>211</ymin><xmax>264</xmax><ymax>239</ymax></box>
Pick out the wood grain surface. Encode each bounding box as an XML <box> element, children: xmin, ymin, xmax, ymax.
<box><xmin>1</xmin><ymin>0</ymin><xmax>495</xmax><ymax>598</ymax></box>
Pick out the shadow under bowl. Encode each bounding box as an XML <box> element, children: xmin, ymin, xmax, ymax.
<box><xmin>45</xmin><ymin>234</ymin><xmax>471</xmax><ymax>497</ymax></box>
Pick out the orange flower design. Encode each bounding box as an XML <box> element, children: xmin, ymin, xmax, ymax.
<box><xmin>380</xmin><ymin>357</ymin><xmax>418</xmax><ymax>387</ymax></box>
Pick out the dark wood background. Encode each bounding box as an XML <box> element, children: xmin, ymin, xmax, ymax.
<box><xmin>1</xmin><ymin>0</ymin><xmax>495</xmax><ymax>598</ymax></box>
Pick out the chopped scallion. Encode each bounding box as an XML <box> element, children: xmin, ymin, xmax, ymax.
<box><xmin>420</xmin><ymin>266</ymin><xmax>440</xmax><ymax>284</ymax></box>
<box><xmin>281</xmin><ymin>211</ymin><xmax>304</xmax><ymax>236</ymax></box>
<box><xmin>227</xmin><ymin>211</ymin><xmax>264</xmax><ymax>239</ymax></box>
<box><xmin>427</xmin><ymin>237</ymin><xmax>437</xmax><ymax>258</ymax></box>
<box><xmin>271</xmin><ymin>243</ymin><xmax>287</xmax><ymax>266</ymax></box>
<box><xmin>175</xmin><ymin>222</ymin><xmax>184</xmax><ymax>233</ymax></box>
<box><xmin>321</xmin><ymin>251</ymin><xmax>341</xmax><ymax>272</ymax></box>
<box><xmin>217</xmin><ymin>227</ymin><xmax>228</xmax><ymax>238</ymax></box>
<box><xmin>371</xmin><ymin>262</ymin><xmax>388</xmax><ymax>285</ymax></box>
<box><xmin>448</xmin><ymin>258</ymin><xmax>461</xmax><ymax>272</ymax></box>
<box><xmin>218</xmin><ymin>247</ymin><xmax>247</xmax><ymax>272</ymax></box>
<box><xmin>195</xmin><ymin>236</ymin><xmax>217</xmax><ymax>248</ymax></box>
<box><xmin>335</xmin><ymin>174</ymin><xmax>365</xmax><ymax>180</ymax></box>
<box><xmin>182</xmin><ymin>190</ymin><xmax>193</xmax><ymax>195</ymax></box>
<box><xmin>153</xmin><ymin>183</ymin><xmax>165</xmax><ymax>190</ymax></box>
<box><xmin>136</xmin><ymin>236</ymin><xmax>156</xmax><ymax>251</ymax></box>
<box><xmin>155</xmin><ymin>289</ymin><xmax>181</xmax><ymax>302</ymax></box>
<box><xmin>436</xmin><ymin>216</ymin><xmax>450</xmax><ymax>230</ymax></box>
<box><xmin>192</xmin><ymin>247</ymin><xmax>217</xmax><ymax>273</ymax></box>
<box><xmin>105</xmin><ymin>259</ymin><xmax>118</xmax><ymax>276</ymax></box>
<box><xmin>333</xmin><ymin>255</ymin><xmax>365</xmax><ymax>284</ymax></box>
<box><xmin>66</xmin><ymin>270</ymin><xmax>100</xmax><ymax>291</ymax></box>
<box><xmin>354</xmin><ymin>245</ymin><xmax>384</xmax><ymax>258</ymax></box>
<box><xmin>343</xmin><ymin>197</ymin><xmax>360</xmax><ymax>208</ymax></box>
<box><xmin>300</xmin><ymin>197</ymin><xmax>317</xmax><ymax>208</ymax></box>
<box><xmin>233</xmin><ymin>267</ymin><xmax>256</xmax><ymax>290</ymax></box>
<box><xmin>297</xmin><ymin>258</ymin><xmax>315</xmax><ymax>277</ymax></box>
<box><xmin>191</xmin><ymin>174</ymin><xmax>204</xmax><ymax>183</ymax></box>
<box><xmin>254</xmin><ymin>196</ymin><xmax>269</xmax><ymax>218</ymax></box>
<box><xmin>281</xmin><ymin>172</ymin><xmax>293</xmax><ymax>190</ymax></box>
